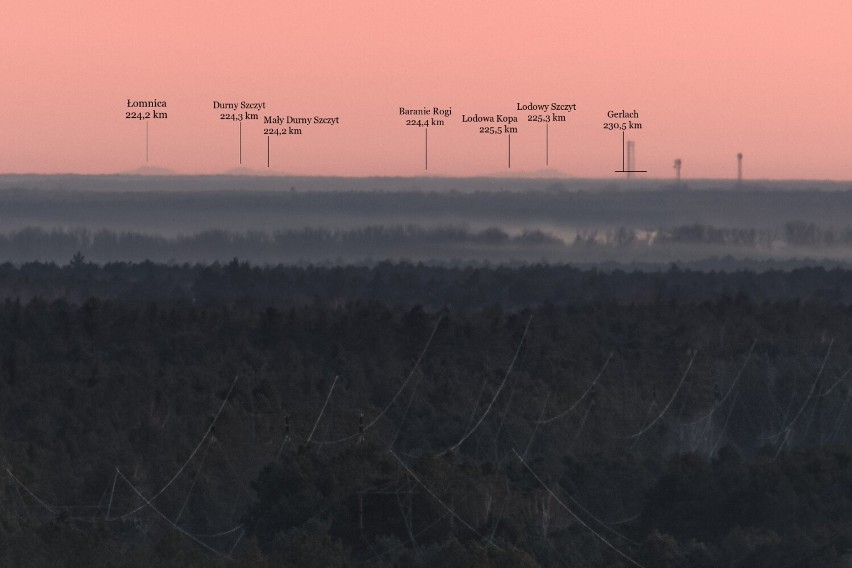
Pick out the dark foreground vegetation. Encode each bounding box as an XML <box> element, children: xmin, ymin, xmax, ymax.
<box><xmin>3</xmin><ymin>261</ymin><xmax>852</xmax><ymax>566</ymax></box>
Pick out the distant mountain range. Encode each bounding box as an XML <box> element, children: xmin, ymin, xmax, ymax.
<box><xmin>222</xmin><ymin>166</ymin><xmax>293</xmax><ymax>176</ymax></box>
<box><xmin>116</xmin><ymin>165</ymin><xmax>571</xmax><ymax>178</ymax></box>
<box><xmin>482</xmin><ymin>167</ymin><xmax>571</xmax><ymax>179</ymax></box>
<box><xmin>119</xmin><ymin>165</ymin><xmax>295</xmax><ymax>176</ymax></box>
<box><xmin>119</xmin><ymin>165</ymin><xmax>179</xmax><ymax>176</ymax></box>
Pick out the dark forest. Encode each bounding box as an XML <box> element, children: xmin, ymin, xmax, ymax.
<box><xmin>2</xmin><ymin>261</ymin><xmax>852</xmax><ymax>566</ymax></box>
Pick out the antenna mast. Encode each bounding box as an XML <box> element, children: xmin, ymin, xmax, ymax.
<box><xmin>626</xmin><ymin>141</ymin><xmax>635</xmax><ymax>179</ymax></box>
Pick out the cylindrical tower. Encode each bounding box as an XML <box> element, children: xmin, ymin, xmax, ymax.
<box><xmin>737</xmin><ymin>153</ymin><xmax>743</xmax><ymax>186</ymax></box>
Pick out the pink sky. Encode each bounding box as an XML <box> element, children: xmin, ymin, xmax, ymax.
<box><xmin>2</xmin><ymin>1</ymin><xmax>851</xmax><ymax>179</ymax></box>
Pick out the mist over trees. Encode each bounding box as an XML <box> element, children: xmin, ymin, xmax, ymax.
<box><xmin>3</xmin><ymin>222</ymin><xmax>852</xmax><ymax>265</ymax></box>
<box><xmin>3</xmin><ymin>178</ymin><xmax>852</xmax><ymax>265</ymax></box>
<box><xmin>2</xmin><ymin>177</ymin><xmax>852</xmax><ymax>233</ymax></box>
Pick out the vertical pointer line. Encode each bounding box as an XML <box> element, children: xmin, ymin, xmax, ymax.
<box><xmin>146</xmin><ymin>122</ymin><xmax>149</xmax><ymax>163</ymax></box>
<box><xmin>508</xmin><ymin>134</ymin><xmax>511</xmax><ymax>169</ymax></box>
<box><xmin>546</xmin><ymin>122</ymin><xmax>549</xmax><ymax>166</ymax></box>
<box><xmin>267</xmin><ymin>135</ymin><xmax>270</xmax><ymax>168</ymax></box>
<box><xmin>425</xmin><ymin>127</ymin><xmax>428</xmax><ymax>171</ymax></box>
<box><xmin>239</xmin><ymin>122</ymin><xmax>242</xmax><ymax>165</ymax></box>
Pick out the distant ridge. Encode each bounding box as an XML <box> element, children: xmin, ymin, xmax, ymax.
<box><xmin>222</xmin><ymin>166</ymin><xmax>292</xmax><ymax>176</ymax></box>
<box><xmin>120</xmin><ymin>165</ymin><xmax>179</xmax><ymax>176</ymax></box>
<box><xmin>483</xmin><ymin>167</ymin><xmax>571</xmax><ymax>179</ymax></box>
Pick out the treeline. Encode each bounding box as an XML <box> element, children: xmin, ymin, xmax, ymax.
<box><xmin>4</xmin><ymin>258</ymin><xmax>852</xmax><ymax>308</ymax></box>
<box><xmin>4</xmin><ymin>289</ymin><xmax>852</xmax><ymax>565</ymax></box>
<box><xmin>4</xmin><ymin>224</ymin><xmax>852</xmax><ymax>264</ymax></box>
<box><xmin>0</xmin><ymin>226</ymin><xmax>563</xmax><ymax>264</ymax></box>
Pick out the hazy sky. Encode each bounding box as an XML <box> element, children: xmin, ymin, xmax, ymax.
<box><xmin>2</xmin><ymin>1</ymin><xmax>850</xmax><ymax>179</ymax></box>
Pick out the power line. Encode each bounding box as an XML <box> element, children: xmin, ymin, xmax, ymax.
<box><xmin>512</xmin><ymin>449</ymin><xmax>647</xmax><ymax>568</ymax></box>
<box><xmin>463</xmin><ymin>377</ymin><xmax>490</xmax><ymax>440</ymax></box>
<box><xmin>770</xmin><ymin>339</ymin><xmax>833</xmax><ymax>456</ymax></box>
<box><xmin>6</xmin><ymin>468</ymin><xmax>56</xmax><ymax>515</ymax></box>
<box><xmin>115</xmin><ymin>468</ymin><xmax>225</xmax><ymax>557</ymax></box>
<box><xmin>117</xmin><ymin>374</ymin><xmax>240</xmax><ymax>519</ymax></box>
<box><xmin>570</xmin><ymin>399</ymin><xmax>594</xmax><ymax>450</ymax></box>
<box><xmin>192</xmin><ymin>524</ymin><xmax>245</xmax><ymax>538</ymax></box>
<box><xmin>389</xmin><ymin>360</ymin><xmax>426</xmax><ymax>449</ymax></box>
<box><xmin>229</xmin><ymin>529</ymin><xmax>246</xmax><ymax>556</ymax></box>
<box><xmin>304</xmin><ymin>375</ymin><xmax>340</xmax><ymax>446</ymax></box>
<box><xmin>389</xmin><ymin>450</ymin><xmax>501</xmax><ymax>550</ymax></box>
<box><xmin>444</xmin><ymin>315</ymin><xmax>532</xmax><ymax>454</ymax></box>
<box><xmin>818</xmin><ymin>366</ymin><xmax>852</xmax><ymax>398</ymax></box>
<box><xmin>314</xmin><ymin>315</ymin><xmax>444</xmax><ymax>446</ymax></box>
<box><xmin>824</xmin><ymin>377</ymin><xmax>852</xmax><ymax>445</ymax></box>
<box><xmin>175</xmin><ymin>434</ymin><xmax>215</xmax><ymax>524</ymax></box>
<box><xmin>710</xmin><ymin>390</ymin><xmax>740</xmax><ymax>455</ymax></box>
<box><xmin>683</xmin><ymin>341</ymin><xmax>755</xmax><ymax>425</ymax></box>
<box><xmin>623</xmin><ymin>350</ymin><xmax>697</xmax><ymax>440</ymax></box>
<box><xmin>522</xmin><ymin>390</ymin><xmax>550</xmax><ymax>459</ymax></box>
<box><xmin>492</xmin><ymin>386</ymin><xmax>517</xmax><ymax>463</ymax></box>
<box><xmin>358</xmin><ymin>512</ymin><xmax>450</xmax><ymax>566</ymax></box>
<box><xmin>537</xmin><ymin>352</ymin><xmax>612</xmax><ymax>424</ymax></box>
<box><xmin>105</xmin><ymin>469</ymin><xmax>117</xmax><ymax>520</ymax></box>
<box><xmin>553</xmin><ymin>482</ymin><xmax>640</xmax><ymax>546</ymax></box>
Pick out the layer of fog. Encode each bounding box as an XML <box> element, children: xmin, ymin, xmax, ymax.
<box><xmin>1</xmin><ymin>175</ymin><xmax>852</xmax><ymax>265</ymax></box>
